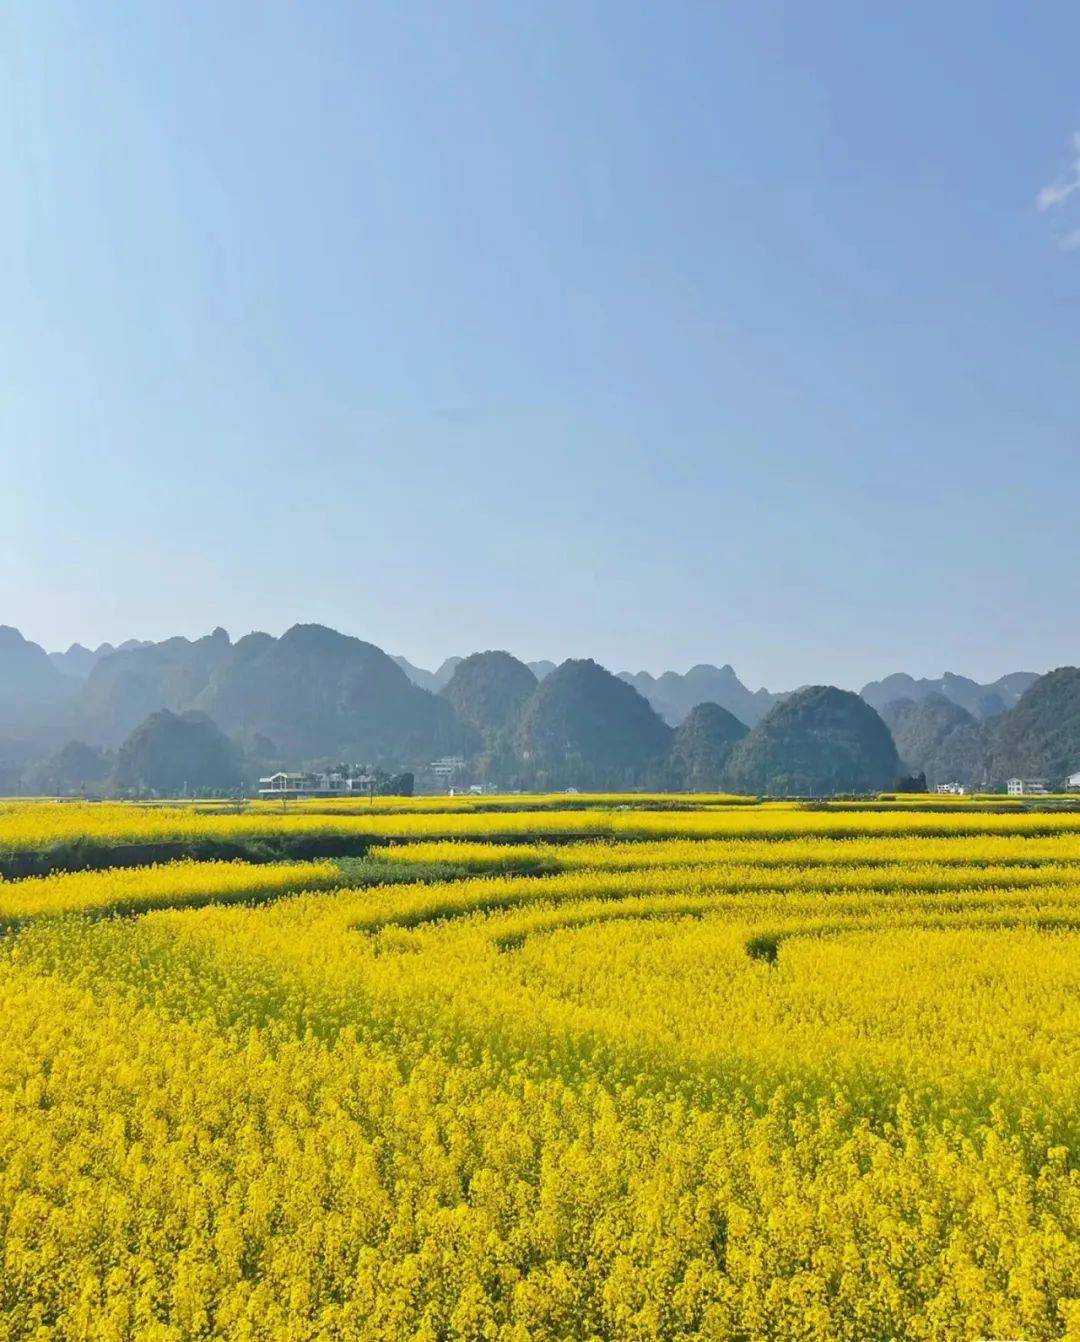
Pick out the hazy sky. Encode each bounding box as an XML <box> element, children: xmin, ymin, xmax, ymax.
<box><xmin>2</xmin><ymin>2</ymin><xmax>1078</xmax><ymax>691</ymax></box>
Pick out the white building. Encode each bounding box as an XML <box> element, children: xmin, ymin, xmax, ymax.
<box><xmin>1066</xmin><ymin>771</ymin><xmax>1080</xmax><ymax>792</ymax></box>
<box><xmin>1006</xmin><ymin>778</ymin><xmax>1049</xmax><ymax>796</ymax></box>
<box><xmin>428</xmin><ymin>756</ymin><xmax>467</xmax><ymax>781</ymax></box>
<box><xmin>935</xmin><ymin>783</ymin><xmax>967</xmax><ymax>795</ymax></box>
<box><xmin>259</xmin><ymin>770</ymin><xmax>377</xmax><ymax>798</ymax></box>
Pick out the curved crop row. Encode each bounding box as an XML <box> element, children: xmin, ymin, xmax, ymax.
<box><xmin>0</xmin><ymin>799</ymin><xmax>1078</xmax><ymax>1337</ymax></box>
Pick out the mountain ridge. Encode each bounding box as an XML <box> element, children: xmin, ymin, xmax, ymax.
<box><xmin>49</xmin><ymin>639</ymin><xmax>153</xmax><ymax>679</ymax></box>
<box><xmin>861</xmin><ymin>670</ymin><xmax>1038</xmax><ymax>722</ymax></box>
<box><xmin>0</xmin><ymin>623</ymin><xmax>1072</xmax><ymax>794</ymax></box>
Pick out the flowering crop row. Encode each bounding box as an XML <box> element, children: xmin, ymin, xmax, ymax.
<box><xmin>4</xmin><ymin>799</ymin><xmax>1080</xmax><ymax>859</ymax></box>
<box><xmin>0</xmin><ymin>799</ymin><xmax>1078</xmax><ymax>1337</ymax></box>
<box><xmin>0</xmin><ymin>859</ymin><xmax>341</xmax><ymax>927</ymax></box>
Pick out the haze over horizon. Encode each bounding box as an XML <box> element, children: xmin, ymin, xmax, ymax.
<box><xmin>4</xmin><ymin>2</ymin><xmax>1078</xmax><ymax>688</ymax></box>
<box><xmin>11</xmin><ymin>617</ymin><xmax>1051</xmax><ymax>698</ymax></box>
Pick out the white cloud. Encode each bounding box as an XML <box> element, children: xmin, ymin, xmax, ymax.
<box><xmin>1037</xmin><ymin>130</ymin><xmax>1080</xmax><ymax>211</ymax></box>
<box><xmin>1039</xmin><ymin>181</ymin><xmax>1079</xmax><ymax>210</ymax></box>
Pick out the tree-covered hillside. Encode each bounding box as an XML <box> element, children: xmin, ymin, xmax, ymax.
<box><xmin>985</xmin><ymin>667</ymin><xmax>1080</xmax><ymax>785</ymax></box>
<box><xmin>192</xmin><ymin>624</ymin><xmax>476</xmax><ymax>766</ymax></box>
<box><xmin>1</xmin><ymin>621</ymin><xmax>1076</xmax><ymax>796</ymax></box>
<box><xmin>725</xmin><ymin>686</ymin><xmax>899</xmax><ymax>796</ymax></box>
<box><xmin>111</xmin><ymin>710</ymin><xmax>242</xmax><ymax>795</ymax></box>
<box><xmin>517</xmin><ymin>659</ymin><xmax>672</xmax><ymax>789</ymax></box>
<box><xmin>440</xmin><ymin>652</ymin><xmax>537</xmax><ymax>739</ymax></box>
<box><xmin>75</xmin><ymin>629</ymin><xmax>233</xmax><ymax>745</ymax></box>
<box><xmin>880</xmin><ymin>695</ymin><xmax>988</xmax><ymax>788</ymax></box>
<box><xmin>667</xmin><ymin>702</ymin><xmax>748</xmax><ymax>790</ymax></box>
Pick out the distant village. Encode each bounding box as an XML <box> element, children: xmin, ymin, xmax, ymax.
<box><xmin>932</xmin><ymin>774</ymin><xmax>1080</xmax><ymax>797</ymax></box>
<box><xmin>259</xmin><ymin>756</ymin><xmax>481</xmax><ymax>799</ymax></box>
<box><xmin>259</xmin><ymin>762</ymin><xmax>1080</xmax><ymax>801</ymax></box>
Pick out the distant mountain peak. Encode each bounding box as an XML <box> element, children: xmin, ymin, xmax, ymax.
<box><xmin>393</xmin><ymin>654</ymin><xmax>461</xmax><ymax>693</ymax></box>
<box><xmin>726</xmin><ymin>686</ymin><xmax>899</xmax><ymax>796</ymax></box>
<box><xmin>440</xmin><ymin>651</ymin><xmax>537</xmax><ymax>737</ymax></box>
<box><xmin>0</xmin><ymin>625</ymin><xmax>37</xmax><ymax>649</ymax></box>
<box><xmin>618</xmin><ymin>663</ymin><xmax>773</xmax><ymax>727</ymax></box>
<box><xmin>0</xmin><ymin>626</ymin><xmax>74</xmax><ymax>726</ymax></box>
<box><xmin>517</xmin><ymin>658</ymin><xmax>671</xmax><ymax>787</ymax></box>
<box><xmin>861</xmin><ymin>670</ymin><xmax>1038</xmax><ymax>722</ymax></box>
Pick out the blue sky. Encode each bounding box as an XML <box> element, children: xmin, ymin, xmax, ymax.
<box><xmin>2</xmin><ymin>2</ymin><xmax>1078</xmax><ymax>691</ymax></box>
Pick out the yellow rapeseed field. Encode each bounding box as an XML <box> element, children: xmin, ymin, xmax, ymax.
<box><xmin>4</xmin><ymin>797</ymin><xmax>1080</xmax><ymax>857</ymax></box>
<box><xmin>0</xmin><ymin>797</ymin><xmax>1077</xmax><ymax>1339</ymax></box>
<box><xmin>0</xmin><ymin>859</ymin><xmax>342</xmax><ymax>927</ymax></box>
